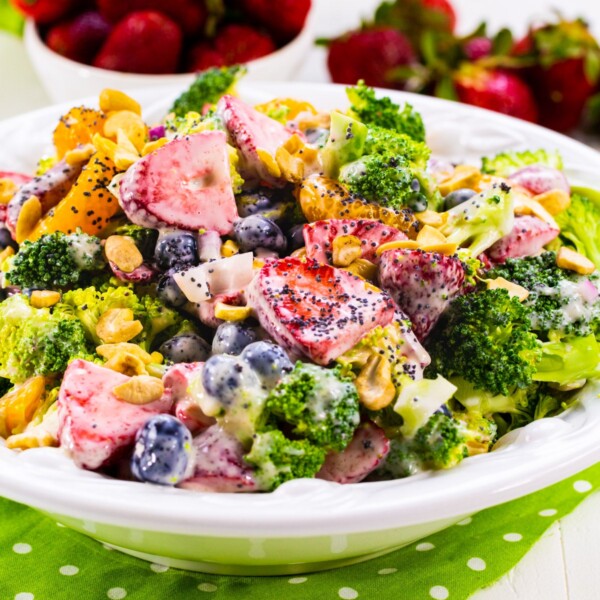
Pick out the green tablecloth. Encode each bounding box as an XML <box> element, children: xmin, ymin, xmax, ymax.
<box><xmin>2</xmin><ymin>462</ymin><xmax>599</xmax><ymax>600</ymax></box>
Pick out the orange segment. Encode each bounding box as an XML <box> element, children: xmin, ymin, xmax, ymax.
<box><xmin>296</xmin><ymin>175</ymin><xmax>421</xmax><ymax>239</ymax></box>
<box><xmin>28</xmin><ymin>153</ymin><xmax>120</xmax><ymax>240</ymax></box>
<box><xmin>0</xmin><ymin>376</ymin><xmax>46</xmax><ymax>438</ymax></box>
<box><xmin>53</xmin><ymin>106</ymin><xmax>107</xmax><ymax>160</ymax></box>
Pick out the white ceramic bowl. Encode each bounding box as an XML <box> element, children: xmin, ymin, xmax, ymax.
<box><xmin>1</xmin><ymin>82</ymin><xmax>600</xmax><ymax>575</ymax></box>
<box><xmin>23</xmin><ymin>5</ymin><xmax>316</xmax><ymax>103</ymax></box>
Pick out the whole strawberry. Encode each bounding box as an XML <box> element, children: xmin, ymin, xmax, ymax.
<box><xmin>453</xmin><ymin>66</ymin><xmax>538</xmax><ymax>123</ymax></box>
<box><xmin>241</xmin><ymin>0</ymin><xmax>311</xmax><ymax>43</ymax></box>
<box><xmin>186</xmin><ymin>42</ymin><xmax>226</xmax><ymax>72</ymax></box>
<box><xmin>46</xmin><ymin>11</ymin><xmax>112</xmax><ymax>64</ymax></box>
<box><xmin>327</xmin><ymin>27</ymin><xmax>416</xmax><ymax>88</ymax></box>
<box><xmin>214</xmin><ymin>24</ymin><xmax>276</xmax><ymax>65</ymax></box>
<box><xmin>96</xmin><ymin>0</ymin><xmax>206</xmax><ymax>36</ymax></box>
<box><xmin>93</xmin><ymin>11</ymin><xmax>183</xmax><ymax>74</ymax></box>
<box><xmin>10</xmin><ymin>0</ymin><xmax>75</xmax><ymax>23</ymax></box>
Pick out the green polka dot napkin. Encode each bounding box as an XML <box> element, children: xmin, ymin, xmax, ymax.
<box><xmin>2</xmin><ymin>462</ymin><xmax>600</xmax><ymax>600</ymax></box>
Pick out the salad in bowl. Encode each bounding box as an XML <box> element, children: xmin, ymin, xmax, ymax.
<box><xmin>0</xmin><ymin>66</ymin><xmax>599</xmax><ymax>500</ymax></box>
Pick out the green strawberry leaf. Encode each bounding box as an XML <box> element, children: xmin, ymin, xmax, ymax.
<box><xmin>435</xmin><ymin>75</ymin><xmax>458</xmax><ymax>100</ymax></box>
<box><xmin>584</xmin><ymin>49</ymin><xmax>600</xmax><ymax>84</ymax></box>
<box><xmin>492</xmin><ymin>28</ymin><xmax>514</xmax><ymax>56</ymax></box>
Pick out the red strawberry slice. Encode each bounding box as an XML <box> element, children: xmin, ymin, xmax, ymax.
<box><xmin>6</xmin><ymin>156</ymin><xmax>86</xmax><ymax>236</ymax></box>
<box><xmin>178</xmin><ymin>424</ymin><xmax>258</xmax><ymax>492</ymax></box>
<box><xmin>216</xmin><ymin>94</ymin><xmax>294</xmax><ymax>186</ymax></box>
<box><xmin>246</xmin><ymin>257</ymin><xmax>395</xmax><ymax>365</ymax></box>
<box><xmin>119</xmin><ymin>131</ymin><xmax>238</xmax><ymax>234</ymax></box>
<box><xmin>379</xmin><ymin>249</ymin><xmax>466</xmax><ymax>340</ymax></box>
<box><xmin>316</xmin><ymin>421</ymin><xmax>390</xmax><ymax>484</ymax></box>
<box><xmin>303</xmin><ymin>219</ymin><xmax>407</xmax><ymax>265</ymax></box>
<box><xmin>487</xmin><ymin>215</ymin><xmax>560</xmax><ymax>263</ymax></box>
<box><xmin>57</xmin><ymin>360</ymin><xmax>173</xmax><ymax>470</ymax></box>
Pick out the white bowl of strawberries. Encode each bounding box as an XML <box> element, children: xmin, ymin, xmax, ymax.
<box><xmin>20</xmin><ymin>0</ymin><xmax>315</xmax><ymax>103</ymax></box>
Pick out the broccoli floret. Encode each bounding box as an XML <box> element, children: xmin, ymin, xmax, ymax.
<box><xmin>439</xmin><ymin>184</ymin><xmax>515</xmax><ymax>257</ymax></box>
<box><xmin>8</xmin><ymin>232</ymin><xmax>104</xmax><ymax>290</ymax></box>
<box><xmin>244</xmin><ymin>429</ymin><xmax>327</xmax><ymax>491</ymax></box>
<box><xmin>555</xmin><ymin>190</ymin><xmax>600</xmax><ymax>270</ymax></box>
<box><xmin>481</xmin><ymin>149</ymin><xmax>563</xmax><ymax>176</ymax></box>
<box><xmin>488</xmin><ymin>252</ymin><xmax>600</xmax><ymax>337</ymax></box>
<box><xmin>413</xmin><ymin>412</ymin><xmax>470</xmax><ymax>469</ymax></box>
<box><xmin>0</xmin><ymin>295</ymin><xmax>92</xmax><ymax>384</ymax></box>
<box><xmin>110</xmin><ymin>224</ymin><xmax>158</xmax><ymax>260</ymax></box>
<box><xmin>265</xmin><ymin>362</ymin><xmax>360</xmax><ymax>452</ymax></box>
<box><xmin>170</xmin><ymin>65</ymin><xmax>247</xmax><ymax>118</ymax></box>
<box><xmin>62</xmin><ymin>285</ymin><xmax>182</xmax><ymax>350</ymax></box>
<box><xmin>346</xmin><ymin>81</ymin><xmax>426</xmax><ymax>142</ymax></box>
<box><xmin>426</xmin><ymin>288</ymin><xmax>541</xmax><ymax>396</ymax></box>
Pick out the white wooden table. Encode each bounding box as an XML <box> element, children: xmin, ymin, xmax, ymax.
<box><xmin>1</xmin><ymin>1</ymin><xmax>600</xmax><ymax>597</ymax></box>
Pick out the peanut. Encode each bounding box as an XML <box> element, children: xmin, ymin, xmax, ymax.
<box><xmin>105</xmin><ymin>235</ymin><xmax>143</xmax><ymax>273</ymax></box>
<box><xmin>113</xmin><ymin>375</ymin><xmax>164</xmax><ymax>405</ymax></box>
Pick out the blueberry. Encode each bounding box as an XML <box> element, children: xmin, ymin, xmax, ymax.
<box><xmin>131</xmin><ymin>415</ymin><xmax>193</xmax><ymax>486</ymax></box>
<box><xmin>212</xmin><ymin>321</ymin><xmax>257</xmax><ymax>355</ymax></box>
<box><xmin>444</xmin><ymin>188</ymin><xmax>477</xmax><ymax>210</ymax></box>
<box><xmin>202</xmin><ymin>354</ymin><xmax>244</xmax><ymax>404</ymax></box>
<box><xmin>233</xmin><ymin>215</ymin><xmax>287</xmax><ymax>253</ymax></box>
<box><xmin>241</xmin><ymin>341</ymin><xmax>293</xmax><ymax>386</ymax></box>
<box><xmin>154</xmin><ymin>232</ymin><xmax>198</xmax><ymax>271</ymax></box>
<box><xmin>0</xmin><ymin>228</ymin><xmax>17</xmax><ymax>252</ymax></box>
<box><xmin>157</xmin><ymin>269</ymin><xmax>187</xmax><ymax>308</ymax></box>
<box><xmin>236</xmin><ymin>192</ymin><xmax>275</xmax><ymax>218</ymax></box>
<box><xmin>160</xmin><ymin>333</ymin><xmax>211</xmax><ymax>363</ymax></box>
<box><xmin>287</xmin><ymin>224</ymin><xmax>306</xmax><ymax>252</ymax></box>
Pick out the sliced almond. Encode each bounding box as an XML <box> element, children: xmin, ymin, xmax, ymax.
<box><xmin>486</xmin><ymin>277</ymin><xmax>530</xmax><ymax>301</ymax></box>
<box><xmin>104</xmin><ymin>110</ymin><xmax>147</xmax><ymax>151</ymax></box>
<box><xmin>256</xmin><ymin>148</ymin><xmax>281</xmax><ymax>178</ymax></box>
<box><xmin>142</xmin><ymin>138</ymin><xmax>168</xmax><ymax>156</ymax></box>
<box><xmin>420</xmin><ymin>242</ymin><xmax>459</xmax><ymax>255</ymax></box>
<box><xmin>376</xmin><ymin>240</ymin><xmax>420</xmax><ymax>255</ymax></box>
<box><xmin>534</xmin><ymin>189</ymin><xmax>571</xmax><ymax>215</ymax></box>
<box><xmin>416</xmin><ymin>224</ymin><xmax>447</xmax><ymax>246</ymax></box>
<box><xmin>514</xmin><ymin>196</ymin><xmax>559</xmax><ymax>228</ymax></box>
<box><xmin>438</xmin><ymin>165</ymin><xmax>480</xmax><ymax>196</ymax></box>
<box><xmin>64</xmin><ymin>143</ymin><xmax>95</xmax><ymax>167</ymax></box>
<box><xmin>332</xmin><ymin>234</ymin><xmax>362</xmax><ymax>267</ymax></box>
<box><xmin>15</xmin><ymin>195</ymin><xmax>42</xmax><ymax>243</ymax></box>
<box><xmin>105</xmin><ymin>235</ymin><xmax>143</xmax><ymax>273</ymax></box>
<box><xmin>113</xmin><ymin>375</ymin><xmax>164</xmax><ymax>405</ymax></box>
<box><xmin>415</xmin><ymin>210</ymin><xmax>443</xmax><ymax>227</ymax></box>
<box><xmin>343</xmin><ymin>258</ymin><xmax>378</xmax><ymax>281</ymax></box>
<box><xmin>99</xmin><ymin>89</ymin><xmax>142</xmax><ymax>115</ymax></box>
<box><xmin>556</xmin><ymin>247</ymin><xmax>596</xmax><ymax>275</ymax></box>
<box><xmin>104</xmin><ymin>352</ymin><xmax>148</xmax><ymax>377</ymax></box>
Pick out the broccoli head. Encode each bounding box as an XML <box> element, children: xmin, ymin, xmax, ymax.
<box><xmin>265</xmin><ymin>362</ymin><xmax>360</xmax><ymax>452</ymax></box>
<box><xmin>244</xmin><ymin>429</ymin><xmax>327</xmax><ymax>491</ymax></box>
<box><xmin>0</xmin><ymin>294</ymin><xmax>92</xmax><ymax>384</ymax></box>
<box><xmin>554</xmin><ymin>189</ymin><xmax>600</xmax><ymax>270</ymax></box>
<box><xmin>426</xmin><ymin>288</ymin><xmax>541</xmax><ymax>396</ymax></box>
<box><xmin>488</xmin><ymin>252</ymin><xmax>600</xmax><ymax>337</ymax></box>
<box><xmin>481</xmin><ymin>149</ymin><xmax>563</xmax><ymax>177</ymax></box>
<box><xmin>439</xmin><ymin>183</ymin><xmax>515</xmax><ymax>257</ymax></box>
<box><xmin>170</xmin><ymin>65</ymin><xmax>247</xmax><ymax>118</ymax></box>
<box><xmin>346</xmin><ymin>81</ymin><xmax>426</xmax><ymax>142</ymax></box>
<box><xmin>8</xmin><ymin>231</ymin><xmax>104</xmax><ymax>290</ymax></box>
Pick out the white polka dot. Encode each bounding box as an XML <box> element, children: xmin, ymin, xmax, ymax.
<box><xmin>574</xmin><ymin>480</ymin><xmax>592</xmax><ymax>493</ymax></box>
<box><xmin>288</xmin><ymin>577</ymin><xmax>307</xmax><ymax>584</ymax></box>
<box><xmin>15</xmin><ymin>594</ymin><xmax>34</xmax><ymax>600</ymax></box>
<box><xmin>429</xmin><ymin>585</ymin><xmax>449</xmax><ymax>600</ymax></box>
<box><xmin>456</xmin><ymin>517</ymin><xmax>472</xmax><ymax>526</ymax></box>
<box><xmin>12</xmin><ymin>543</ymin><xmax>32</xmax><ymax>554</ymax></box>
<box><xmin>378</xmin><ymin>568</ymin><xmax>397</xmax><ymax>575</ymax></box>
<box><xmin>150</xmin><ymin>564</ymin><xmax>169</xmax><ymax>573</ymax></box>
<box><xmin>467</xmin><ymin>557</ymin><xmax>486</xmax><ymax>571</ymax></box>
<box><xmin>338</xmin><ymin>587</ymin><xmax>359</xmax><ymax>600</ymax></box>
<box><xmin>59</xmin><ymin>565</ymin><xmax>78</xmax><ymax>576</ymax></box>
<box><xmin>503</xmin><ymin>533</ymin><xmax>522</xmax><ymax>542</ymax></box>
<box><xmin>107</xmin><ymin>588</ymin><xmax>127</xmax><ymax>600</ymax></box>
<box><xmin>539</xmin><ymin>509</ymin><xmax>557</xmax><ymax>517</ymax></box>
<box><xmin>416</xmin><ymin>542</ymin><xmax>435</xmax><ymax>552</ymax></box>
<box><xmin>197</xmin><ymin>583</ymin><xmax>217</xmax><ymax>593</ymax></box>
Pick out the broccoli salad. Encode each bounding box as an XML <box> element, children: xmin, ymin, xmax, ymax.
<box><xmin>0</xmin><ymin>67</ymin><xmax>599</xmax><ymax>492</ymax></box>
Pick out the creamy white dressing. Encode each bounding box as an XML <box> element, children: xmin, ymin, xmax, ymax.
<box><xmin>69</xmin><ymin>236</ymin><xmax>102</xmax><ymax>269</ymax></box>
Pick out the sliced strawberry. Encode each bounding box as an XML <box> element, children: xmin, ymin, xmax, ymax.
<box><xmin>487</xmin><ymin>215</ymin><xmax>560</xmax><ymax>263</ymax></box>
<box><xmin>119</xmin><ymin>131</ymin><xmax>238</xmax><ymax>234</ymax></box>
<box><xmin>6</xmin><ymin>156</ymin><xmax>87</xmax><ymax>236</ymax></box>
<box><xmin>216</xmin><ymin>94</ymin><xmax>294</xmax><ymax>186</ymax></box>
<box><xmin>246</xmin><ymin>257</ymin><xmax>395</xmax><ymax>365</ymax></box>
<box><xmin>316</xmin><ymin>421</ymin><xmax>390</xmax><ymax>484</ymax></box>
<box><xmin>379</xmin><ymin>249</ymin><xmax>466</xmax><ymax>340</ymax></box>
<box><xmin>178</xmin><ymin>424</ymin><xmax>258</xmax><ymax>492</ymax></box>
<box><xmin>57</xmin><ymin>360</ymin><xmax>173</xmax><ymax>470</ymax></box>
<box><xmin>303</xmin><ymin>219</ymin><xmax>407</xmax><ymax>265</ymax></box>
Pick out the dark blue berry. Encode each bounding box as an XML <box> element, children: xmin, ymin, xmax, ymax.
<box><xmin>444</xmin><ymin>188</ymin><xmax>477</xmax><ymax>210</ymax></box>
<box><xmin>202</xmin><ymin>354</ymin><xmax>244</xmax><ymax>404</ymax></box>
<box><xmin>160</xmin><ymin>333</ymin><xmax>211</xmax><ymax>363</ymax></box>
<box><xmin>0</xmin><ymin>228</ymin><xmax>17</xmax><ymax>252</ymax></box>
<box><xmin>154</xmin><ymin>232</ymin><xmax>198</xmax><ymax>271</ymax></box>
<box><xmin>131</xmin><ymin>415</ymin><xmax>192</xmax><ymax>486</ymax></box>
<box><xmin>241</xmin><ymin>341</ymin><xmax>292</xmax><ymax>386</ymax></box>
<box><xmin>156</xmin><ymin>269</ymin><xmax>187</xmax><ymax>308</ymax></box>
<box><xmin>212</xmin><ymin>321</ymin><xmax>257</xmax><ymax>355</ymax></box>
<box><xmin>287</xmin><ymin>224</ymin><xmax>306</xmax><ymax>252</ymax></box>
<box><xmin>233</xmin><ymin>215</ymin><xmax>287</xmax><ymax>253</ymax></box>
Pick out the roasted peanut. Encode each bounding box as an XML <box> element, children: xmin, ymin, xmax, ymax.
<box><xmin>113</xmin><ymin>375</ymin><xmax>165</xmax><ymax>405</ymax></box>
<box><xmin>355</xmin><ymin>353</ymin><xmax>396</xmax><ymax>411</ymax></box>
<box><xmin>105</xmin><ymin>235</ymin><xmax>143</xmax><ymax>273</ymax></box>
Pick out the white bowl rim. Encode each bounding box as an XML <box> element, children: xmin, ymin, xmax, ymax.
<box><xmin>1</xmin><ymin>82</ymin><xmax>600</xmax><ymax>539</ymax></box>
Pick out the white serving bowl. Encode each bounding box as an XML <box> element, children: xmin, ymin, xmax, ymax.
<box><xmin>1</xmin><ymin>82</ymin><xmax>600</xmax><ymax>575</ymax></box>
<box><xmin>23</xmin><ymin>5</ymin><xmax>316</xmax><ymax>103</ymax></box>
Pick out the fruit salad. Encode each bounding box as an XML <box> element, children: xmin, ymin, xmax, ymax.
<box><xmin>1</xmin><ymin>67</ymin><xmax>600</xmax><ymax>493</ymax></box>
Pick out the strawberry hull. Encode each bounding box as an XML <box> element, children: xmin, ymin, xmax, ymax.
<box><xmin>246</xmin><ymin>257</ymin><xmax>396</xmax><ymax>365</ymax></box>
<box><xmin>119</xmin><ymin>131</ymin><xmax>238</xmax><ymax>234</ymax></box>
